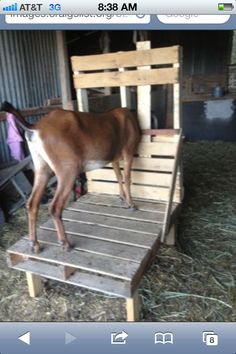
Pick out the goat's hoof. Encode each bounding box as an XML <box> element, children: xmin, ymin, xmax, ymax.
<box><xmin>129</xmin><ymin>204</ymin><xmax>138</xmax><ymax>211</ymax></box>
<box><xmin>58</xmin><ymin>240</ymin><xmax>73</xmax><ymax>252</ymax></box>
<box><xmin>29</xmin><ymin>241</ymin><xmax>41</xmax><ymax>254</ymax></box>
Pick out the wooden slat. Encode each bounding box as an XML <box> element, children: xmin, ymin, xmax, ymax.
<box><xmin>87</xmin><ymin>169</ymin><xmax>173</xmax><ymax>188</ymax></box>
<box><xmin>137</xmin><ymin>142</ymin><xmax>177</xmax><ymax>156</ymax></box>
<box><xmin>88</xmin><ymin>168</ymin><xmax>181</xmax><ymax>189</ymax></box>
<box><xmin>117</xmin><ymin>157</ymin><xmax>174</xmax><ymax>172</ymax></box>
<box><xmin>137</xmin><ymin>41</ymin><xmax>151</xmax><ymax>143</ymax></box>
<box><xmin>62</xmin><ymin>209</ymin><xmax>160</xmax><ymax>234</ymax></box>
<box><xmin>79</xmin><ymin>193</ymin><xmax>170</xmax><ymax>213</ymax></box>
<box><xmin>35</xmin><ymin>228</ymin><xmax>149</xmax><ymax>262</ymax></box>
<box><xmin>71</xmin><ymin>46</ymin><xmax>180</xmax><ymax>71</ymax></box>
<box><xmin>40</xmin><ymin>219</ymin><xmax>157</xmax><ymax>248</ymax></box>
<box><xmin>73</xmin><ymin>67</ymin><xmax>179</xmax><ymax>89</ymax></box>
<box><xmin>87</xmin><ymin>181</ymin><xmax>180</xmax><ymax>202</ymax></box>
<box><xmin>66</xmin><ymin>202</ymin><xmax>164</xmax><ymax>223</ymax></box>
<box><xmin>8</xmin><ymin>239</ymin><xmax>140</xmax><ymax>281</ymax></box>
<box><xmin>12</xmin><ymin>259</ymin><xmax>131</xmax><ymax>298</ymax></box>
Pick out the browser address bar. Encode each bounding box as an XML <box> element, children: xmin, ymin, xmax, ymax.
<box><xmin>5</xmin><ymin>14</ymin><xmax>150</xmax><ymax>24</ymax></box>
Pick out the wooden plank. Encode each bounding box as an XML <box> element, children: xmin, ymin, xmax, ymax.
<box><xmin>35</xmin><ymin>228</ymin><xmax>149</xmax><ymax>263</ymax></box>
<box><xmin>87</xmin><ymin>169</ymin><xmax>181</xmax><ymax>189</ymax></box>
<box><xmin>137</xmin><ymin>41</ymin><xmax>151</xmax><ymax>143</ymax></box>
<box><xmin>119</xmin><ymin>67</ymin><xmax>131</xmax><ymax>108</ymax></box>
<box><xmin>40</xmin><ymin>219</ymin><xmax>158</xmax><ymax>249</ymax></box>
<box><xmin>79</xmin><ymin>193</ymin><xmax>170</xmax><ymax>213</ymax></box>
<box><xmin>137</xmin><ymin>142</ymin><xmax>177</xmax><ymax>156</ymax></box>
<box><xmin>126</xmin><ymin>289</ymin><xmax>140</xmax><ymax>321</ymax></box>
<box><xmin>162</xmin><ymin>131</ymin><xmax>182</xmax><ymax>241</ymax></box>
<box><xmin>62</xmin><ymin>209</ymin><xmax>161</xmax><ymax>234</ymax></box>
<box><xmin>8</xmin><ymin>239</ymin><xmax>140</xmax><ymax>281</ymax></box>
<box><xmin>71</xmin><ymin>46</ymin><xmax>179</xmax><ymax>71</ymax></box>
<box><xmin>26</xmin><ymin>272</ymin><xmax>43</xmax><ymax>297</ymax></box>
<box><xmin>56</xmin><ymin>31</ymin><xmax>73</xmax><ymax>110</ymax></box>
<box><xmin>12</xmin><ymin>259</ymin><xmax>131</xmax><ymax>298</ymax></box>
<box><xmin>76</xmin><ymin>87</ymin><xmax>89</xmax><ymax>112</ymax></box>
<box><xmin>73</xmin><ymin>67</ymin><xmax>179</xmax><ymax>89</ymax></box>
<box><xmin>66</xmin><ymin>203</ymin><xmax>164</xmax><ymax>223</ymax></box>
<box><xmin>118</xmin><ymin>157</ymin><xmax>174</xmax><ymax>172</ymax></box>
<box><xmin>87</xmin><ymin>181</ymin><xmax>180</xmax><ymax>202</ymax></box>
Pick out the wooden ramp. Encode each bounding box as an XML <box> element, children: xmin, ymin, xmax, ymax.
<box><xmin>7</xmin><ymin>193</ymin><xmax>180</xmax><ymax>319</ymax></box>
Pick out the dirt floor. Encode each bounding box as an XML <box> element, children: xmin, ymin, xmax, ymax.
<box><xmin>0</xmin><ymin>141</ymin><xmax>236</xmax><ymax>321</ymax></box>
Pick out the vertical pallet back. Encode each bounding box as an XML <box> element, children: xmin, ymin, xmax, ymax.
<box><xmin>71</xmin><ymin>43</ymin><xmax>182</xmax><ymax>204</ymax></box>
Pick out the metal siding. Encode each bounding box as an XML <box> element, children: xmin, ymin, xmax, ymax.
<box><xmin>0</xmin><ymin>31</ymin><xmax>61</xmax><ymax>163</ymax></box>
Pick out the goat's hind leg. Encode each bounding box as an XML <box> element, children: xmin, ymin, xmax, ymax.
<box><xmin>49</xmin><ymin>170</ymin><xmax>78</xmax><ymax>251</ymax></box>
<box><xmin>123</xmin><ymin>155</ymin><xmax>137</xmax><ymax>210</ymax></box>
<box><xmin>112</xmin><ymin>161</ymin><xmax>125</xmax><ymax>202</ymax></box>
<box><xmin>27</xmin><ymin>167</ymin><xmax>51</xmax><ymax>253</ymax></box>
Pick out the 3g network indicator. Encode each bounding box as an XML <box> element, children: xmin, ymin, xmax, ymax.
<box><xmin>1</xmin><ymin>0</ymin><xmax>236</xmax><ymax>14</ymax></box>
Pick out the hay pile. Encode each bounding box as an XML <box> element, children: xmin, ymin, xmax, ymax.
<box><xmin>0</xmin><ymin>141</ymin><xmax>235</xmax><ymax>321</ymax></box>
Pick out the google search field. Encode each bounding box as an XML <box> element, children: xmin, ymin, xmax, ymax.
<box><xmin>5</xmin><ymin>14</ymin><xmax>150</xmax><ymax>24</ymax></box>
<box><xmin>157</xmin><ymin>15</ymin><xmax>231</xmax><ymax>24</ymax></box>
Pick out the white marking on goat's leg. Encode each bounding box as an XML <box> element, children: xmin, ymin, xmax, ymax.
<box><xmin>123</xmin><ymin>156</ymin><xmax>136</xmax><ymax>210</ymax></box>
<box><xmin>112</xmin><ymin>161</ymin><xmax>125</xmax><ymax>201</ymax></box>
<box><xmin>27</xmin><ymin>171</ymin><xmax>51</xmax><ymax>253</ymax></box>
<box><xmin>49</xmin><ymin>172</ymin><xmax>77</xmax><ymax>251</ymax></box>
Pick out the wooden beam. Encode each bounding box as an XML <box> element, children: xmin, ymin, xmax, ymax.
<box><xmin>126</xmin><ymin>289</ymin><xmax>140</xmax><ymax>321</ymax></box>
<box><xmin>71</xmin><ymin>45</ymin><xmax>180</xmax><ymax>71</ymax></box>
<box><xmin>56</xmin><ymin>31</ymin><xmax>73</xmax><ymax>110</ymax></box>
<box><xmin>26</xmin><ymin>272</ymin><xmax>44</xmax><ymax>298</ymax></box>
<box><xmin>73</xmin><ymin>67</ymin><xmax>179</xmax><ymax>89</ymax></box>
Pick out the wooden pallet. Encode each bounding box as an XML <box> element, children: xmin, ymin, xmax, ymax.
<box><xmin>6</xmin><ymin>42</ymin><xmax>183</xmax><ymax>321</ymax></box>
<box><xmin>7</xmin><ymin>193</ymin><xmax>180</xmax><ymax>320</ymax></box>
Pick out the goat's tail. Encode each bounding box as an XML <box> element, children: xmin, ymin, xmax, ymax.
<box><xmin>1</xmin><ymin>101</ymin><xmax>32</xmax><ymax>131</ymax></box>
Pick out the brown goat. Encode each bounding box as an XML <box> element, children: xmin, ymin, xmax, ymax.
<box><xmin>1</xmin><ymin>102</ymin><xmax>141</xmax><ymax>253</ymax></box>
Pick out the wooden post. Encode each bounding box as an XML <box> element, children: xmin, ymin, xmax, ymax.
<box><xmin>126</xmin><ymin>290</ymin><xmax>140</xmax><ymax>321</ymax></box>
<box><xmin>164</xmin><ymin>224</ymin><xmax>176</xmax><ymax>246</ymax></box>
<box><xmin>56</xmin><ymin>31</ymin><xmax>73</xmax><ymax>110</ymax></box>
<box><xmin>136</xmin><ymin>41</ymin><xmax>151</xmax><ymax>143</ymax></box>
<box><xmin>26</xmin><ymin>272</ymin><xmax>43</xmax><ymax>298</ymax></box>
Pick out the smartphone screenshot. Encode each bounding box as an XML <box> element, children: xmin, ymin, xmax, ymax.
<box><xmin>0</xmin><ymin>1</ymin><xmax>235</xmax><ymax>353</ymax></box>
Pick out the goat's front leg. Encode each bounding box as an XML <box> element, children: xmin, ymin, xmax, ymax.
<box><xmin>27</xmin><ymin>171</ymin><xmax>50</xmax><ymax>253</ymax></box>
<box><xmin>49</xmin><ymin>171</ymin><xmax>77</xmax><ymax>251</ymax></box>
<box><xmin>123</xmin><ymin>156</ymin><xmax>136</xmax><ymax>210</ymax></box>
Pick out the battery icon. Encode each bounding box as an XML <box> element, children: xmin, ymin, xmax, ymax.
<box><xmin>218</xmin><ymin>3</ymin><xmax>234</xmax><ymax>11</ymax></box>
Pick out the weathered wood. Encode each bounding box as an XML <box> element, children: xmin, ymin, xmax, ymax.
<box><xmin>12</xmin><ymin>259</ymin><xmax>131</xmax><ymax>297</ymax></box>
<box><xmin>66</xmin><ymin>201</ymin><xmax>165</xmax><ymax>222</ymax></box>
<box><xmin>164</xmin><ymin>224</ymin><xmax>176</xmax><ymax>246</ymax></box>
<box><xmin>118</xmin><ymin>157</ymin><xmax>175</xmax><ymax>172</ymax></box>
<box><xmin>56</xmin><ymin>31</ymin><xmax>73</xmax><ymax>110</ymax></box>
<box><xmin>35</xmin><ymin>228</ymin><xmax>149</xmax><ymax>262</ymax></box>
<box><xmin>87</xmin><ymin>169</ymin><xmax>173</xmax><ymax>187</ymax></box>
<box><xmin>62</xmin><ymin>209</ymin><xmax>161</xmax><ymax>234</ymax></box>
<box><xmin>162</xmin><ymin>131</ymin><xmax>182</xmax><ymax>241</ymax></box>
<box><xmin>40</xmin><ymin>219</ymin><xmax>158</xmax><ymax>249</ymax></box>
<box><xmin>87</xmin><ymin>181</ymin><xmax>180</xmax><ymax>203</ymax></box>
<box><xmin>137</xmin><ymin>142</ymin><xmax>177</xmax><ymax>156</ymax></box>
<box><xmin>137</xmin><ymin>41</ymin><xmax>151</xmax><ymax>143</ymax></box>
<box><xmin>8</xmin><ymin>239</ymin><xmax>140</xmax><ymax>281</ymax></box>
<box><xmin>26</xmin><ymin>272</ymin><xmax>43</xmax><ymax>298</ymax></box>
<box><xmin>71</xmin><ymin>45</ymin><xmax>180</xmax><ymax>71</ymax></box>
<box><xmin>126</xmin><ymin>289</ymin><xmax>140</xmax><ymax>321</ymax></box>
<box><xmin>79</xmin><ymin>193</ymin><xmax>169</xmax><ymax>213</ymax></box>
<box><xmin>73</xmin><ymin>67</ymin><xmax>179</xmax><ymax>89</ymax></box>
<box><xmin>119</xmin><ymin>67</ymin><xmax>131</xmax><ymax>108</ymax></box>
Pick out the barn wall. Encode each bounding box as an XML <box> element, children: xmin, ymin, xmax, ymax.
<box><xmin>0</xmin><ymin>31</ymin><xmax>61</xmax><ymax>163</ymax></box>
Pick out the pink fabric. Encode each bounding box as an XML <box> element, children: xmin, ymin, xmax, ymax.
<box><xmin>6</xmin><ymin>113</ymin><xmax>25</xmax><ymax>161</ymax></box>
